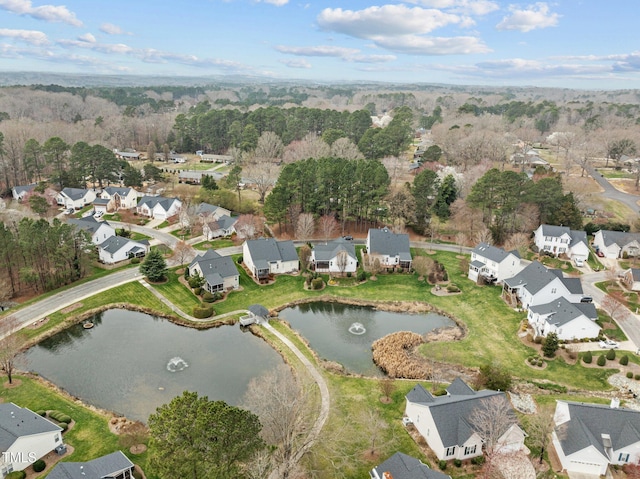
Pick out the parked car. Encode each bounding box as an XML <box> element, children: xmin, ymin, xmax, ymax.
<box><xmin>343</xmin><ymin>235</ymin><xmax>353</xmax><ymax>241</ymax></box>
<box><xmin>93</xmin><ymin>210</ymin><xmax>104</xmax><ymax>218</ymax></box>
<box><xmin>580</xmin><ymin>296</ymin><xmax>593</xmax><ymax>303</ymax></box>
<box><xmin>65</xmin><ymin>208</ymin><xmax>75</xmax><ymax>215</ymax></box>
<box><xmin>574</xmin><ymin>257</ymin><xmax>584</xmax><ymax>267</ymax></box>
<box><xmin>599</xmin><ymin>339</ymin><xmax>619</xmax><ymax>349</ymax></box>
<box><xmin>597</xmin><ymin>250</ymin><xmax>605</xmax><ymax>257</ymax></box>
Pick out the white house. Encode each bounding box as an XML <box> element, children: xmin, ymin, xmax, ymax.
<box><xmin>528</xmin><ymin>297</ymin><xmax>600</xmax><ymax>341</ymax></box>
<box><xmin>243</xmin><ymin>238</ymin><xmax>299</xmax><ymax>281</ymax></box>
<box><xmin>67</xmin><ymin>217</ymin><xmax>116</xmax><ymax>245</ymax></box>
<box><xmin>11</xmin><ymin>184</ymin><xmax>36</xmax><ymax>202</ymax></box>
<box><xmin>593</xmin><ymin>230</ymin><xmax>640</xmax><ymax>259</ymax></box>
<box><xmin>311</xmin><ymin>238</ymin><xmax>358</xmax><ymax>275</ymax></box>
<box><xmin>56</xmin><ymin>188</ymin><xmax>97</xmax><ymax>210</ymax></box>
<box><xmin>196</xmin><ymin>202</ymin><xmax>231</xmax><ymax>222</ymax></box>
<box><xmin>502</xmin><ymin>261</ymin><xmax>584</xmax><ymax>310</ymax></box>
<box><xmin>404</xmin><ymin>378</ymin><xmax>526</xmax><ymax>462</ymax></box>
<box><xmin>0</xmin><ymin>403</ymin><xmax>63</xmax><ymax>477</ymax></box>
<box><xmin>98</xmin><ymin>236</ymin><xmax>149</xmax><ymax>264</ymax></box>
<box><xmin>534</xmin><ymin>224</ymin><xmax>589</xmax><ymax>262</ymax></box>
<box><xmin>47</xmin><ymin>450</ymin><xmax>134</xmax><ymax>479</ymax></box>
<box><xmin>136</xmin><ymin>196</ymin><xmax>182</xmax><ymax>220</ymax></box>
<box><xmin>99</xmin><ymin>187</ymin><xmax>138</xmax><ymax>212</ymax></box>
<box><xmin>468</xmin><ymin>242</ymin><xmax>522</xmax><ymax>284</ymax></box>
<box><xmin>366</xmin><ymin>227</ymin><xmax>412</xmax><ymax>271</ymax></box>
<box><xmin>202</xmin><ymin>215</ymin><xmax>237</xmax><ymax>240</ymax></box>
<box><xmin>553</xmin><ymin>400</ymin><xmax>640</xmax><ymax>476</ymax></box>
<box><xmin>622</xmin><ymin>268</ymin><xmax>640</xmax><ymax>292</ymax></box>
<box><xmin>370</xmin><ymin>452</ymin><xmax>451</xmax><ymax>479</ymax></box>
<box><xmin>188</xmin><ymin>249</ymin><xmax>239</xmax><ymax>293</ymax></box>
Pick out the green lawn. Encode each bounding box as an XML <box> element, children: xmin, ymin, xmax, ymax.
<box><xmin>0</xmin><ymin>376</ymin><xmax>148</xmax><ymax>474</ymax></box>
<box><xmin>192</xmin><ymin>239</ymin><xmax>236</xmax><ymax>250</ymax></box>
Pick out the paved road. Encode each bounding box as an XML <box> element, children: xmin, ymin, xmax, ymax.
<box><xmin>585</xmin><ymin>164</ymin><xmax>640</xmax><ymax>214</ymax></box>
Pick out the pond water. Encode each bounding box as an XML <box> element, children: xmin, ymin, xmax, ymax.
<box><xmin>278</xmin><ymin>302</ymin><xmax>454</xmax><ymax>376</ymax></box>
<box><xmin>21</xmin><ymin>309</ymin><xmax>286</xmax><ymax>421</ymax></box>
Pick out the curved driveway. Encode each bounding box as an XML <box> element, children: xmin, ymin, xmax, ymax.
<box><xmin>585</xmin><ymin>164</ymin><xmax>640</xmax><ymax>214</ymax></box>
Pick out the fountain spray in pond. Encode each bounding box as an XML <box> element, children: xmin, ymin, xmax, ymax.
<box><xmin>348</xmin><ymin>322</ymin><xmax>366</xmax><ymax>335</ymax></box>
<box><xmin>167</xmin><ymin>357</ymin><xmax>189</xmax><ymax>372</ymax></box>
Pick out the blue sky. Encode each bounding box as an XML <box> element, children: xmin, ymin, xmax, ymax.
<box><xmin>0</xmin><ymin>0</ymin><xmax>638</xmax><ymax>89</ymax></box>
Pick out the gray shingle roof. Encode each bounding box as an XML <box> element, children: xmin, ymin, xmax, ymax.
<box><xmin>248</xmin><ymin>304</ymin><xmax>269</xmax><ymax>318</ymax></box>
<box><xmin>312</xmin><ymin>238</ymin><xmax>356</xmax><ymax>262</ymax></box>
<box><xmin>13</xmin><ymin>184</ymin><xmax>36</xmax><ymax>196</ymax></box>
<box><xmin>597</xmin><ymin>230</ymin><xmax>640</xmax><ymax>248</ymax></box>
<box><xmin>0</xmin><ymin>403</ymin><xmax>61</xmax><ymax>450</ymax></box>
<box><xmin>529</xmin><ymin>297</ymin><xmax>588</xmax><ymax>327</ymax></box>
<box><xmin>99</xmin><ymin>236</ymin><xmax>144</xmax><ymax>255</ymax></box>
<box><xmin>541</xmin><ymin>224</ymin><xmax>571</xmax><ymax>238</ymax></box>
<box><xmin>189</xmin><ymin>249</ymin><xmax>239</xmax><ymax>288</ymax></box>
<box><xmin>102</xmin><ymin>187</ymin><xmax>132</xmax><ymax>197</ymax></box>
<box><xmin>372</xmin><ymin>452</ymin><xmax>451</xmax><ymax>479</ymax></box>
<box><xmin>569</xmin><ymin>230</ymin><xmax>588</xmax><ymax>248</ymax></box>
<box><xmin>67</xmin><ymin>216</ymin><xmax>111</xmax><ymax>235</ymax></box>
<box><xmin>574</xmin><ymin>302</ymin><xmax>598</xmax><ymax>320</ymax></box>
<box><xmin>61</xmin><ymin>187</ymin><xmax>91</xmax><ymax>201</ymax></box>
<box><xmin>206</xmin><ymin>215</ymin><xmax>237</xmax><ymax>232</ymax></box>
<box><xmin>628</xmin><ymin>268</ymin><xmax>640</xmax><ymax>282</ymax></box>
<box><xmin>503</xmin><ymin>260</ymin><xmax>582</xmax><ymax>296</ymax></box>
<box><xmin>368</xmin><ymin>228</ymin><xmax>411</xmax><ymax>257</ymax></box>
<box><xmin>472</xmin><ymin>242</ymin><xmax>520</xmax><ymax>263</ymax></box>
<box><xmin>406</xmin><ymin>381</ymin><xmax>514</xmax><ymax>448</ymax></box>
<box><xmin>46</xmin><ymin>451</ymin><xmax>134</xmax><ymax>479</ymax></box>
<box><xmin>446</xmin><ymin>377</ymin><xmax>476</xmax><ymax>396</ymax></box>
<box><xmin>245</xmin><ymin>238</ymin><xmax>298</xmax><ymax>263</ymax></box>
<box><xmin>137</xmin><ymin>195</ymin><xmax>180</xmax><ymax>212</ymax></box>
<box><xmin>196</xmin><ymin>202</ymin><xmax>221</xmax><ymax>215</ymax></box>
<box><xmin>556</xmin><ymin>401</ymin><xmax>640</xmax><ymax>458</ymax></box>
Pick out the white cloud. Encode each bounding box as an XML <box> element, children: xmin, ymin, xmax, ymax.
<box><xmin>371</xmin><ymin>34</ymin><xmax>491</xmax><ymax>55</ymax></box>
<box><xmin>279</xmin><ymin>58</ymin><xmax>311</xmax><ymax>69</ymax></box>
<box><xmin>100</xmin><ymin>23</ymin><xmax>130</xmax><ymax>35</ymax></box>
<box><xmin>275</xmin><ymin>45</ymin><xmax>359</xmax><ymax>57</ymax></box>
<box><xmin>348</xmin><ymin>54</ymin><xmax>397</xmax><ymax>63</ymax></box>
<box><xmin>317</xmin><ymin>5</ymin><xmax>462</xmax><ymax>38</ymax></box>
<box><xmin>0</xmin><ymin>0</ymin><xmax>82</xmax><ymax>26</ymax></box>
<box><xmin>257</xmin><ymin>0</ymin><xmax>289</xmax><ymax>5</ymax></box>
<box><xmin>77</xmin><ymin>33</ymin><xmax>96</xmax><ymax>43</ymax></box>
<box><xmin>58</xmin><ymin>38</ymin><xmax>134</xmax><ymax>55</ymax></box>
<box><xmin>405</xmin><ymin>0</ymin><xmax>499</xmax><ymax>16</ymax></box>
<box><xmin>0</xmin><ymin>28</ymin><xmax>48</xmax><ymax>45</ymax></box>
<box><xmin>496</xmin><ymin>2</ymin><xmax>559</xmax><ymax>32</ymax></box>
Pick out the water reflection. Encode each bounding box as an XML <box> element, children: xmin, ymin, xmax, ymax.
<box><xmin>22</xmin><ymin>309</ymin><xmax>286</xmax><ymax>421</ymax></box>
<box><xmin>279</xmin><ymin>302</ymin><xmax>453</xmax><ymax>376</ymax></box>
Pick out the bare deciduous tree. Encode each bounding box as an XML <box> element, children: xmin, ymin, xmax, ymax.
<box><xmin>295</xmin><ymin>212</ymin><xmax>315</xmax><ymax>240</ymax></box>
<box><xmin>298</xmin><ymin>244</ymin><xmax>312</xmax><ymax>273</ymax></box>
<box><xmin>413</xmin><ymin>256</ymin><xmax>431</xmax><ymax>281</ymax></box>
<box><xmin>504</xmin><ymin>232</ymin><xmax>530</xmax><ymax>257</ymax></box>
<box><xmin>282</xmin><ymin>133</ymin><xmax>330</xmax><ymax>164</ymax></box>
<box><xmin>379</xmin><ymin>378</ymin><xmax>396</xmax><ymax>402</ymax></box>
<box><xmin>318</xmin><ymin>214</ymin><xmax>339</xmax><ymax>243</ymax></box>
<box><xmin>469</xmin><ymin>395</ymin><xmax>518</xmax><ymax>478</ymax></box>
<box><xmin>242</xmin><ymin>365</ymin><xmax>314</xmax><ymax>479</ymax></box>
<box><xmin>254</xmin><ymin>131</ymin><xmax>284</xmax><ymax>160</ymax></box>
<box><xmin>235</xmin><ymin>214</ymin><xmax>258</xmax><ymax>239</ymax></box>
<box><xmin>335</xmin><ymin>250</ymin><xmax>349</xmax><ymax>277</ymax></box>
<box><xmin>0</xmin><ymin>316</ymin><xmax>21</xmax><ymax>384</ymax></box>
<box><xmin>601</xmin><ymin>293</ymin><xmax>629</xmax><ymax>323</ymax></box>
<box><xmin>524</xmin><ymin>405</ymin><xmax>555</xmax><ymax>464</ymax></box>
<box><xmin>330</xmin><ymin>138</ymin><xmax>363</xmax><ymax>160</ymax></box>
<box><xmin>244</xmin><ymin>159</ymin><xmax>280</xmax><ymax>203</ymax></box>
<box><xmin>173</xmin><ymin>240</ymin><xmax>192</xmax><ymax>266</ymax></box>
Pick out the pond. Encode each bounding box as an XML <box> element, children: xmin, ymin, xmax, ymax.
<box><xmin>21</xmin><ymin>309</ymin><xmax>286</xmax><ymax>421</ymax></box>
<box><xmin>278</xmin><ymin>302</ymin><xmax>455</xmax><ymax>376</ymax></box>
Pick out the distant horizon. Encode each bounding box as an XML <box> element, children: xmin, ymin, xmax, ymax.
<box><xmin>0</xmin><ymin>70</ymin><xmax>638</xmax><ymax>94</ymax></box>
<box><xmin>0</xmin><ymin>1</ymin><xmax>638</xmax><ymax>90</ymax></box>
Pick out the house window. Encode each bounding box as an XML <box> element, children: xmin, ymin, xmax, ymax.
<box><xmin>619</xmin><ymin>453</ymin><xmax>630</xmax><ymax>462</ymax></box>
<box><xmin>445</xmin><ymin>446</ymin><xmax>455</xmax><ymax>457</ymax></box>
<box><xmin>464</xmin><ymin>445</ymin><xmax>477</xmax><ymax>456</ymax></box>
<box><xmin>551</xmin><ymin>288</ymin><xmax>556</xmax><ymax>294</ymax></box>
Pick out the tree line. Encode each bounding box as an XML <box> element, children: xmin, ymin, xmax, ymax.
<box><xmin>0</xmin><ymin>218</ymin><xmax>93</xmax><ymax>298</ymax></box>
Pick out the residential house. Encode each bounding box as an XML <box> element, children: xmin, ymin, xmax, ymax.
<box><xmin>552</xmin><ymin>400</ymin><xmax>640</xmax><ymax>476</ymax></box>
<box><xmin>0</xmin><ymin>403</ymin><xmax>63</xmax><ymax>477</ymax></box>
<box><xmin>404</xmin><ymin>378</ymin><xmax>526</xmax><ymax>462</ymax></box>
<box><xmin>311</xmin><ymin>238</ymin><xmax>358</xmax><ymax>275</ymax></box>
<box><xmin>240</xmin><ymin>304</ymin><xmax>271</xmax><ymax>326</ymax></box>
<box><xmin>468</xmin><ymin>242</ymin><xmax>522</xmax><ymax>284</ymax></box>
<box><xmin>203</xmin><ymin>215</ymin><xmax>238</xmax><ymax>240</ymax></box>
<box><xmin>11</xmin><ymin>184</ymin><xmax>36</xmax><ymax>202</ymax></box>
<box><xmin>98</xmin><ymin>236</ymin><xmax>149</xmax><ymax>264</ymax></box>
<box><xmin>366</xmin><ymin>227</ymin><xmax>412</xmax><ymax>271</ymax></box>
<box><xmin>56</xmin><ymin>188</ymin><xmax>97</xmax><ymax>210</ymax></box>
<box><xmin>370</xmin><ymin>452</ymin><xmax>451</xmax><ymax>479</ymax></box>
<box><xmin>178</xmin><ymin>170</ymin><xmax>205</xmax><ymax>184</ymax></box>
<box><xmin>136</xmin><ymin>196</ymin><xmax>182</xmax><ymax>220</ymax></box>
<box><xmin>199</xmin><ymin>153</ymin><xmax>232</xmax><ymax>163</ymax></box>
<box><xmin>99</xmin><ymin>187</ymin><xmax>138</xmax><ymax>212</ymax></box>
<box><xmin>188</xmin><ymin>249</ymin><xmax>239</xmax><ymax>293</ymax></box>
<box><xmin>502</xmin><ymin>261</ymin><xmax>584</xmax><ymax>310</ymax></box>
<box><xmin>114</xmin><ymin>149</ymin><xmax>141</xmax><ymax>161</ymax></box>
<box><xmin>534</xmin><ymin>224</ymin><xmax>589</xmax><ymax>262</ymax></box>
<box><xmin>622</xmin><ymin>268</ymin><xmax>640</xmax><ymax>292</ymax></box>
<box><xmin>243</xmin><ymin>238</ymin><xmax>299</xmax><ymax>281</ymax></box>
<box><xmin>527</xmin><ymin>297</ymin><xmax>600</xmax><ymax>341</ymax></box>
<box><xmin>47</xmin><ymin>451</ymin><xmax>134</xmax><ymax>479</ymax></box>
<box><xmin>67</xmin><ymin>216</ymin><xmax>116</xmax><ymax>245</ymax></box>
<box><xmin>196</xmin><ymin>202</ymin><xmax>231</xmax><ymax>222</ymax></box>
<box><xmin>593</xmin><ymin>230</ymin><xmax>640</xmax><ymax>259</ymax></box>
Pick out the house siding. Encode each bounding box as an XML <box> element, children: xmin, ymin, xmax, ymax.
<box><xmin>2</xmin><ymin>431</ymin><xmax>62</xmax><ymax>472</ymax></box>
